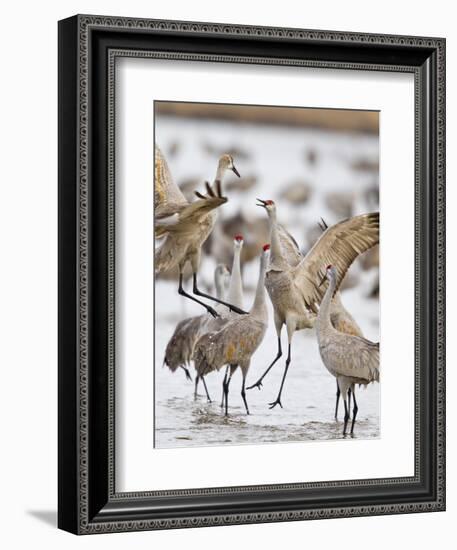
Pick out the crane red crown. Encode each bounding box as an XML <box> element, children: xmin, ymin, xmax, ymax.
<box><xmin>263</xmin><ymin>244</ymin><xmax>271</xmax><ymax>251</ymax></box>
<box><xmin>265</xmin><ymin>199</ymin><xmax>274</xmax><ymax>205</ymax></box>
<box><xmin>326</xmin><ymin>264</ymin><xmax>332</xmax><ymax>270</ymax></box>
<box><xmin>234</xmin><ymin>234</ymin><xmax>243</xmax><ymax>241</ymax></box>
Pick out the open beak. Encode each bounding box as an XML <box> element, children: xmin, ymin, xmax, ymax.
<box><xmin>318</xmin><ymin>273</ymin><xmax>327</xmax><ymax>288</ymax></box>
<box><xmin>231</xmin><ymin>165</ymin><xmax>241</xmax><ymax>178</ymax></box>
<box><xmin>317</xmin><ymin>217</ymin><xmax>329</xmax><ymax>232</ymax></box>
<box><xmin>256</xmin><ymin>198</ymin><xmax>267</xmax><ymax>208</ymax></box>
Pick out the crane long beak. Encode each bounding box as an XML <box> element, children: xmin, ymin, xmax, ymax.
<box><xmin>256</xmin><ymin>198</ymin><xmax>267</xmax><ymax>208</ymax></box>
<box><xmin>231</xmin><ymin>165</ymin><xmax>241</xmax><ymax>178</ymax></box>
<box><xmin>318</xmin><ymin>273</ymin><xmax>327</xmax><ymax>288</ymax></box>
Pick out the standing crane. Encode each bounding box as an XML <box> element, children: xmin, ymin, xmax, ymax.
<box><xmin>247</xmin><ymin>199</ymin><xmax>379</xmax><ymax>410</ymax></box>
<box><xmin>316</xmin><ymin>264</ymin><xmax>380</xmax><ymax>435</ymax></box>
<box><xmin>194</xmin><ymin>245</ymin><xmax>270</xmax><ymax>416</ymax></box>
<box><xmin>318</xmin><ymin>219</ymin><xmax>365</xmax><ymax>419</ymax></box>
<box><xmin>163</xmin><ymin>235</ymin><xmax>246</xmax><ymax>401</ymax></box>
<box><xmin>330</xmin><ymin>291</ymin><xmax>363</xmax><ymax>419</ymax></box>
<box><xmin>154</xmin><ymin>145</ymin><xmax>246</xmax><ymax>317</ymax></box>
<box><xmin>163</xmin><ymin>263</ymin><xmax>230</xmax><ymax>399</ymax></box>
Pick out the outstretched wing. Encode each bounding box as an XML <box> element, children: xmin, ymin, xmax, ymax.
<box><xmin>155</xmin><ymin>180</ymin><xmax>227</xmax><ymax>238</ymax></box>
<box><xmin>155</xmin><ymin>145</ymin><xmax>188</xmax><ymax>218</ymax></box>
<box><xmin>277</xmin><ymin>224</ymin><xmax>303</xmax><ymax>267</ymax></box>
<box><xmin>179</xmin><ymin>181</ymin><xmax>228</xmax><ymax>223</ymax></box>
<box><xmin>293</xmin><ymin>212</ymin><xmax>379</xmax><ymax>312</ymax></box>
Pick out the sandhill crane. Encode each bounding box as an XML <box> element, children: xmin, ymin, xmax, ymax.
<box><xmin>154</xmin><ymin>145</ymin><xmax>245</xmax><ymax>317</ymax></box>
<box><xmin>317</xmin><ymin>265</ymin><xmax>380</xmax><ymax>435</ymax></box>
<box><xmin>225</xmin><ymin>234</ymin><xmax>244</xmax><ymax>310</ymax></box>
<box><xmin>193</xmin><ymin>234</ymin><xmax>245</xmax><ymax>401</ymax></box>
<box><xmin>330</xmin><ymin>292</ymin><xmax>363</xmax><ymax>419</ymax></box>
<box><xmin>194</xmin><ymin>245</ymin><xmax>270</xmax><ymax>416</ymax></box>
<box><xmin>163</xmin><ymin>236</ymin><xmax>245</xmax><ymax>401</ymax></box>
<box><xmin>247</xmin><ymin>200</ymin><xmax>379</xmax><ymax>410</ymax></box>
<box><xmin>318</xmin><ymin>219</ymin><xmax>364</xmax><ymax>419</ymax></box>
<box><xmin>203</xmin><ymin>233</ymin><xmax>245</xmax><ymax>406</ymax></box>
<box><xmin>163</xmin><ymin>263</ymin><xmax>230</xmax><ymax>400</ymax></box>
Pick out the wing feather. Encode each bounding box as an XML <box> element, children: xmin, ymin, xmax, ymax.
<box><xmin>293</xmin><ymin>212</ymin><xmax>379</xmax><ymax>312</ymax></box>
<box><xmin>155</xmin><ymin>145</ymin><xmax>188</xmax><ymax>218</ymax></box>
<box><xmin>336</xmin><ymin>336</ymin><xmax>380</xmax><ymax>382</ymax></box>
<box><xmin>277</xmin><ymin>224</ymin><xmax>303</xmax><ymax>267</ymax></box>
<box><xmin>163</xmin><ymin>316</ymin><xmax>205</xmax><ymax>371</ymax></box>
<box><xmin>194</xmin><ymin>318</ymin><xmax>266</xmax><ymax>376</ymax></box>
<box><xmin>320</xmin><ymin>332</ymin><xmax>379</xmax><ymax>383</ymax></box>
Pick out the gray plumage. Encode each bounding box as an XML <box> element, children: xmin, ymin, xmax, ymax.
<box><xmin>195</xmin><ymin>317</ymin><xmax>267</xmax><ymax>378</ymax></box>
<box><xmin>314</xmin><ymin>220</ymin><xmax>364</xmax><ymax>418</ymax></box>
<box><xmin>247</xmin><ymin>199</ymin><xmax>379</xmax><ymax>410</ymax></box>
<box><xmin>155</xmin><ymin>145</ymin><xmax>245</xmax><ymax>317</ymax></box>
<box><xmin>163</xmin><ymin>234</ymin><xmax>246</xmax><ymax>401</ymax></box>
<box><xmin>329</xmin><ymin>291</ymin><xmax>364</xmax><ymax>419</ymax></box>
<box><xmin>330</xmin><ymin>292</ymin><xmax>363</xmax><ymax>337</ymax></box>
<box><xmin>155</xmin><ymin>146</ymin><xmax>235</xmax><ymax>274</ymax></box>
<box><xmin>194</xmin><ymin>246</ymin><xmax>270</xmax><ymax>415</ymax></box>
<box><xmin>163</xmin><ymin>315</ymin><xmax>205</xmax><ymax>374</ymax></box>
<box><xmin>316</xmin><ymin>265</ymin><xmax>380</xmax><ymax>435</ymax></box>
<box><xmin>163</xmin><ymin>265</ymin><xmax>230</xmax><ymax>383</ymax></box>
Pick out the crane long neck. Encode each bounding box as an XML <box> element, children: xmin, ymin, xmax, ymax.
<box><xmin>215</xmin><ymin>272</ymin><xmax>227</xmax><ymax>301</ymax></box>
<box><xmin>228</xmin><ymin>246</ymin><xmax>243</xmax><ymax>309</ymax></box>
<box><xmin>267</xmin><ymin>211</ymin><xmax>286</xmax><ymax>267</ymax></box>
<box><xmin>250</xmin><ymin>254</ymin><xmax>268</xmax><ymax>319</ymax></box>
<box><xmin>317</xmin><ymin>271</ymin><xmax>337</xmax><ymax>335</ymax></box>
<box><xmin>215</xmin><ymin>162</ymin><xmax>227</xmax><ymax>184</ymax></box>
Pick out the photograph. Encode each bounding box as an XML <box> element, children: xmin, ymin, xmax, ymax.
<box><xmin>154</xmin><ymin>101</ymin><xmax>381</xmax><ymax>449</ymax></box>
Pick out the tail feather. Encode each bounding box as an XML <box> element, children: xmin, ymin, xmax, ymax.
<box><xmin>155</xmin><ymin>235</ymin><xmax>181</xmax><ymax>274</ymax></box>
<box><xmin>193</xmin><ymin>333</ymin><xmax>220</xmax><ymax>377</ymax></box>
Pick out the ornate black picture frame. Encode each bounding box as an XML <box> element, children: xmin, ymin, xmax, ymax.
<box><xmin>58</xmin><ymin>14</ymin><xmax>445</xmax><ymax>534</ymax></box>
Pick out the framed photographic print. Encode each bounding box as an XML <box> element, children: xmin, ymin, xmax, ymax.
<box><xmin>58</xmin><ymin>14</ymin><xmax>446</xmax><ymax>534</ymax></box>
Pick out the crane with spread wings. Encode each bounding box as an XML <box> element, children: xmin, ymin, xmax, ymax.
<box><xmin>154</xmin><ymin>145</ymin><xmax>246</xmax><ymax>317</ymax></box>
<box><xmin>247</xmin><ymin>199</ymin><xmax>379</xmax><ymax>410</ymax></box>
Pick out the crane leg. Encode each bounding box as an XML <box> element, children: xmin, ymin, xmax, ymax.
<box><xmin>241</xmin><ymin>374</ymin><xmax>250</xmax><ymax>415</ymax></box>
<box><xmin>350</xmin><ymin>387</ymin><xmax>358</xmax><ymax>435</ymax></box>
<box><xmin>221</xmin><ymin>366</ymin><xmax>229</xmax><ymax>408</ymax></box>
<box><xmin>268</xmin><ymin>344</ymin><xmax>291</xmax><ymax>409</ymax></box>
<box><xmin>247</xmin><ymin>337</ymin><xmax>282</xmax><ymax>390</ymax></box>
<box><xmin>181</xmin><ymin>365</ymin><xmax>192</xmax><ymax>382</ymax></box>
<box><xmin>223</xmin><ymin>369</ymin><xmax>234</xmax><ymax>416</ymax></box>
<box><xmin>342</xmin><ymin>395</ymin><xmax>350</xmax><ymax>436</ymax></box>
<box><xmin>335</xmin><ymin>380</ymin><xmax>340</xmax><ymax>419</ymax></box>
<box><xmin>194</xmin><ymin>375</ymin><xmax>199</xmax><ymax>399</ymax></box>
<box><xmin>201</xmin><ymin>376</ymin><xmax>212</xmax><ymax>403</ymax></box>
<box><xmin>192</xmin><ymin>273</ymin><xmax>248</xmax><ymax>315</ymax></box>
<box><xmin>178</xmin><ymin>273</ymin><xmax>219</xmax><ymax>318</ymax></box>
<box><xmin>336</xmin><ymin>384</ymin><xmax>352</xmax><ymax>420</ymax></box>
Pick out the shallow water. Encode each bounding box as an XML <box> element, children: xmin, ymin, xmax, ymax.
<box><xmin>154</xmin><ymin>289</ymin><xmax>380</xmax><ymax>449</ymax></box>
